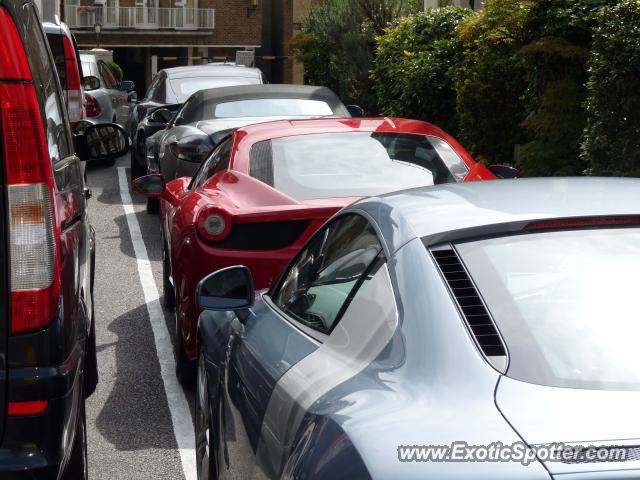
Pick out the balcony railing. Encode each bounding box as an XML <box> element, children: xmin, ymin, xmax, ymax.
<box><xmin>65</xmin><ymin>5</ymin><xmax>215</xmax><ymax>30</ymax></box>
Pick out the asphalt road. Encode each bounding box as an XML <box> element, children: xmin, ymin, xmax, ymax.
<box><xmin>85</xmin><ymin>153</ymin><xmax>195</xmax><ymax>480</ymax></box>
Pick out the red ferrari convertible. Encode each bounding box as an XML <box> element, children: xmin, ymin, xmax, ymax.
<box><xmin>134</xmin><ymin>117</ymin><xmax>496</xmax><ymax>380</ymax></box>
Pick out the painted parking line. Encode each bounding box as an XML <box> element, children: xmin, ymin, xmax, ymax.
<box><xmin>117</xmin><ymin>166</ymin><xmax>196</xmax><ymax>480</ymax></box>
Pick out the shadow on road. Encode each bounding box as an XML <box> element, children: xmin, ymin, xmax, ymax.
<box><xmin>95</xmin><ymin>302</ymin><xmax>193</xmax><ymax>451</ymax></box>
<box><xmin>88</xmin><ymin>162</ymin><xmax>146</xmax><ymax>206</ymax></box>
<box><xmin>111</xmin><ymin>213</ymin><xmax>162</xmax><ymax>262</ymax></box>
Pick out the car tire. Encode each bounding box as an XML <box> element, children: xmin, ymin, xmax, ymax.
<box><xmin>61</xmin><ymin>396</ymin><xmax>88</xmax><ymax>480</ymax></box>
<box><xmin>83</xmin><ymin>303</ymin><xmax>98</xmax><ymax>398</ymax></box>
<box><xmin>146</xmin><ymin>197</ymin><xmax>160</xmax><ymax>214</ymax></box>
<box><xmin>162</xmin><ymin>239</ymin><xmax>175</xmax><ymax>310</ymax></box>
<box><xmin>131</xmin><ymin>134</ymin><xmax>145</xmax><ymax>180</ymax></box>
<box><xmin>175</xmin><ymin>307</ymin><xmax>196</xmax><ymax>385</ymax></box>
<box><xmin>196</xmin><ymin>351</ymin><xmax>218</xmax><ymax>480</ymax></box>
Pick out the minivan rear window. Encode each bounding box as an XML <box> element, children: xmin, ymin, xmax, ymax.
<box><xmin>45</xmin><ymin>31</ymin><xmax>67</xmax><ymax>91</ymax></box>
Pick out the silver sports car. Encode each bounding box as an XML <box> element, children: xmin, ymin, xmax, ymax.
<box><xmin>195</xmin><ymin>177</ymin><xmax>640</xmax><ymax>479</ymax></box>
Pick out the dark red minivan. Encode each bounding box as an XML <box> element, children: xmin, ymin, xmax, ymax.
<box><xmin>0</xmin><ymin>2</ymin><xmax>127</xmax><ymax>478</ymax></box>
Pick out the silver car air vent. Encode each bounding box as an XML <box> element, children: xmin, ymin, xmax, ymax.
<box><xmin>556</xmin><ymin>445</ymin><xmax>640</xmax><ymax>464</ymax></box>
<box><xmin>431</xmin><ymin>247</ymin><xmax>507</xmax><ymax>369</ymax></box>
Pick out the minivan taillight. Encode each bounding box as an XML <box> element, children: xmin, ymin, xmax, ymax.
<box><xmin>62</xmin><ymin>34</ymin><xmax>83</xmax><ymax>127</ymax></box>
<box><xmin>0</xmin><ymin>8</ymin><xmax>31</xmax><ymax>79</ymax></box>
<box><xmin>0</xmin><ymin>8</ymin><xmax>61</xmax><ymax>334</ymax></box>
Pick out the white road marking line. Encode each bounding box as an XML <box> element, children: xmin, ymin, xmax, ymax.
<box><xmin>117</xmin><ymin>166</ymin><xmax>196</xmax><ymax>480</ymax></box>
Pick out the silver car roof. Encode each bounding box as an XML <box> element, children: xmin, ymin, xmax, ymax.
<box><xmin>162</xmin><ymin>65</ymin><xmax>262</xmax><ymax>79</ymax></box>
<box><xmin>349</xmin><ymin>177</ymin><xmax>640</xmax><ymax>252</ymax></box>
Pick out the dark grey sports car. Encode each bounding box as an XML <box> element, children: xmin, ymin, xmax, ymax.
<box><xmin>129</xmin><ymin>64</ymin><xmax>264</xmax><ymax>178</ymax></box>
<box><xmin>194</xmin><ymin>177</ymin><xmax>640</xmax><ymax>479</ymax></box>
<box><xmin>153</xmin><ymin>84</ymin><xmax>350</xmax><ymax>183</ymax></box>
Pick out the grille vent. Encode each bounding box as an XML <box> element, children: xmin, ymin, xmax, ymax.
<box><xmin>557</xmin><ymin>445</ymin><xmax>640</xmax><ymax>464</ymax></box>
<box><xmin>432</xmin><ymin>248</ymin><xmax>506</xmax><ymax>357</ymax></box>
<box><xmin>213</xmin><ymin>220</ymin><xmax>310</xmax><ymax>250</ymax></box>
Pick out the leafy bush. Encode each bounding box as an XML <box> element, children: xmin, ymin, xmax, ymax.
<box><xmin>291</xmin><ymin>0</ymin><xmax>419</xmax><ymax>112</ymax></box>
<box><xmin>518</xmin><ymin>0</ymin><xmax>617</xmax><ymax>177</ymax></box>
<box><xmin>582</xmin><ymin>0</ymin><xmax>640</xmax><ymax>176</ymax></box>
<box><xmin>455</xmin><ymin>0</ymin><xmax>615</xmax><ymax>173</ymax></box>
<box><xmin>106</xmin><ymin>60</ymin><xmax>123</xmax><ymax>81</ymax></box>
<box><xmin>455</xmin><ymin>0</ymin><xmax>533</xmax><ymax>165</ymax></box>
<box><xmin>370</xmin><ymin>7</ymin><xmax>472</xmax><ymax>134</ymax></box>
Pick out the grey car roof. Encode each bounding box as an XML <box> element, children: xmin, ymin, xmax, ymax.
<box><xmin>193</xmin><ymin>84</ymin><xmax>338</xmax><ymax>101</ymax></box>
<box><xmin>161</xmin><ymin>65</ymin><xmax>262</xmax><ymax>79</ymax></box>
<box><xmin>184</xmin><ymin>84</ymin><xmax>349</xmax><ymax>118</ymax></box>
<box><xmin>350</xmin><ymin>177</ymin><xmax>640</xmax><ymax>253</ymax></box>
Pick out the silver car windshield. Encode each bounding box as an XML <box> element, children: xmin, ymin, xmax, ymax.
<box><xmin>249</xmin><ymin>132</ymin><xmax>468</xmax><ymax>200</ymax></box>
<box><xmin>456</xmin><ymin>228</ymin><xmax>640</xmax><ymax>391</ymax></box>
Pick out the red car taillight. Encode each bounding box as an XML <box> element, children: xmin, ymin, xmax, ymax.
<box><xmin>526</xmin><ymin>216</ymin><xmax>640</xmax><ymax>231</ymax></box>
<box><xmin>0</xmin><ymin>8</ymin><xmax>61</xmax><ymax>335</ymax></box>
<box><xmin>196</xmin><ymin>206</ymin><xmax>232</xmax><ymax>242</ymax></box>
<box><xmin>85</xmin><ymin>93</ymin><xmax>101</xmax><ymax>117</ymax></box>
<box><xmin>62</xmin><ymin>34</ymin><xmax>83</xmax><ymax>127</ymax></box>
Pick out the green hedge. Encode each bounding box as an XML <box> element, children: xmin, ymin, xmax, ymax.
<box><xmin>106</xmin><ymin>60</ymin><xmax>123</xmax><ymax>82</ymax></box>
<box><xmin>295</xmin><ymin>0</ymin><xmax>634</xmax><ymax>176</ymax></box>
<box><xmin>370</xmin><ymin>7</ymin><xmax>472</xmax><ymax>135</ymax></box>
<box><xmin>454</xmin><ymin>0</ymin><xmax>615</xmax><ymax>173</ymax></box>
<box><xmin>518</xmin><ymin>0</ymin><xmax>617</xmax><ymax>177</ymax></box>
<box><xmin>455</xmin><ymin>0</ymin><xmax>532</xmax><ymax>165</ymax></box>
<box><xmin>291</xmin><ymin>0</ymin><xmax>419</xmax><ymax>113</ymax></box>
<box><xmin>582</xmin><ymin>0</ymin><xmax>640</xmax><ymax>176</ymax></box>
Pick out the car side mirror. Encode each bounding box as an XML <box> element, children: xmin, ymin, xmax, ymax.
<box><xmin>488</xmin><ymin>165</ymin><xmax>520</xmax><ymax>179</ymax></box>
<box><xmin>150</xmin><ymin>108</ymin><xmax>174</xmax><ymax>124</ymax></box>
<box><xmin>346</xmin><ymin>104</ymin><xmax>364</xmax><ymax>117</ymax></box>
<box><xmin>128</xmin><ymin>91</ymin><xmax>138</xmax><ymax>103</ymax></box>
<box><xmin>119</xmin><ymin>80</ymin><xmax>136</xmax><ymax>92</ymax></box>
<box><xmin>132</xmin><ymin>174</ymin><xmax>166</xmax><ymax>195</ymax></box>
<box><xmin>196</xmin><ymin>266</ymin><xmax>254</xmax><ymax>311</ymax></box>
<box><xmin>73</xmin><ymin>122</ymin><xmax>129</xmax><ymax>161</ymax></box>
<box><xmin>83</xmin><ymin>75</ymin><xmax>100</xmax><ymax>91</ymax></box>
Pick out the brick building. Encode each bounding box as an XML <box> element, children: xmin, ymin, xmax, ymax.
<box><xmin>266</xmin><ymin>0</ymin><xmax>318</xmax><ymax>84</ymax></box>
<box><xmin>65</xmin><ymin>0</ymin><xmax>262</xmax><ymax>95</ymax></box>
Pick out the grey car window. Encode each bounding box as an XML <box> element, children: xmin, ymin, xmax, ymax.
<box><xmin>144</xmin><ymin>74</ymin><xmax>161</xmax><ymax>101</ymax></box>
<box><xmin>181</xmin><ymin>98</ymin><xmax>334</xmax><ymax>124</ymax></box>
<box><xmin>191</xmin><ymin>138</ymin><xmax>232</xmax><ymax>190</ymax></box>
<box><xmin>214</xmin><ymin>98</ymin><xmax>333</xmax><ymax>118</ymax></box>
<box><xmin>274</xmin><ymin>214</ymin><xmax>383</xmax><ymax>335</ymax></box>
<box><xmin>155</xmin><ymin>76</ymin><xmax>167</xmax><ymax>103</ymax></box>
<box><xmin>456</xmin><ymin>227</ymin><xmax>640</xmax><ymax>391</ymax></box>
<box><xmin>98</xmin><ymin>61</ymin><xmax>118</xmax><ymax>89</ymax></box>
<box><xmin>82</xmin><ymin>61</ymin><xmax>97</xmax><ymax>78</ymax></box>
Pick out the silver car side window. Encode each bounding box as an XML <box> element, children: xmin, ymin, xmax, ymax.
<box><xmin>273</xmin><ymin>214</ymin><xmax>383</xmax><ymax>335</ymax></box>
